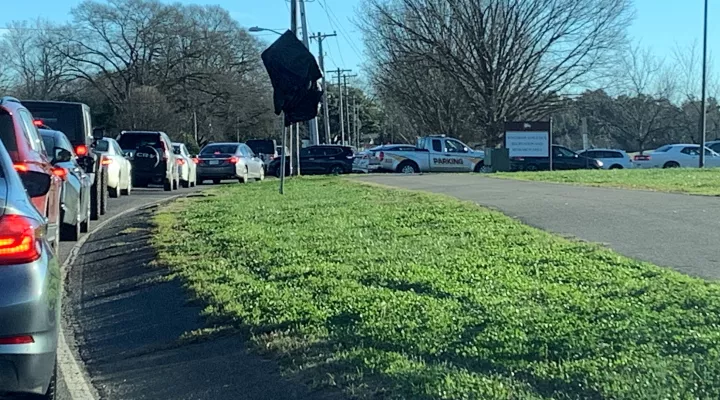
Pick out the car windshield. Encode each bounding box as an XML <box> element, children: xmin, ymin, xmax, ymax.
<box><xmin>95</xmin><ymin>139</ymin><xmax>109</xmax><ymax>152</ymax></box>
<box><xmin>201</xmin><ymin>144</ymin><xmax>237</xmax><ymax>154</ymax></box>
<box><xmin>118</xmin><ymin>133</ymin><xmax>162</xmax><ymax>150</ymax></box>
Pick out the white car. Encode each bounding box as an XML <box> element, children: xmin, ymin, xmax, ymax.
<box><xmin>95</xmin><ymin>137</ymin><xmax>132</xmax><ymax>197</ymax></box>
<box><xmin>172</xmin><ymin>142</ymin><xmax>197</xmax><ymax>188</ymax></box>
<box><xmin>633</xmin><ymin>144</ymin><xmax>720</xmax><ymax>169</ymax></box>
<box><xmin>577</xmin><ymin>148</ymin><xmax>633</xmax><ymax>169</ymax></box>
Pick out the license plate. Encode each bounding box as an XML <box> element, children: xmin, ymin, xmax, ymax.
<box><xmin>209</xmin><ymin>160</ymin><xmax>220</xmax><ymax>165</ymax></box>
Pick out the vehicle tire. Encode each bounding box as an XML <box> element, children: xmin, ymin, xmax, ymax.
<box><xmin>90</xmin><ymin>181</ymin><xmax>101</xmax><ymax>221</ymax></box>
<box><xmin>80</xmin><ymin>207</ymin><xmax>90</xmax><ymax>233</ymax></box>
<box><xmin>524</xmin><ymin>163</ymin><xmax>539</xmax><ymax>172</ymax></box>
<box><xmin>173</xmin><ymin>178</ymin><xmax>179</xmax><ymax>190</ymax></box>
<box><xmin>100</xmin><ymin>168</ymin><xmax>108</xmax><ymax>216</ymax></box>
<box><xmin>275</xmin><ymin>168</ymin><xmax>283</xmax><ymax>178</ymax></box>
<box><xmin>609</xmin><ymin>164</ymin><xmax>623</xmax><ymax>169</ymax></box>
<box><xmin>663</xmin><ymin>161</ymin><xmax>680</xmax><ymax>168</ymax></box>
<box><xmin>121</xmin><ymin>176</ymin><xmax>131</xmax><ymax>196</ymax></box>
<box><xmin>256</xmin><ymin>168</ymin><xmax>265</xmax><ymax>181</ymax></box>
<box><xmin>473</xmin><ymin>161</ymin><xmax>485</xmax><ymax>172</ymax></box>
<box><xmin>108</xmin><ymin>186</ymin><xmax>119</xmax><ymax>198</ymax></box>
<box><xmin>396</xmin><ymin>161</ymin><xmax>419</xmax><ymax>174</ymax></box>
<box><xmin>239</xmin><ymin>168</ymin><xmax>249</xmax><ymax>183</ymax></box>
<box><xmin>60</xmin><ymin>218</ymin><xmax>80</xmax><ymax>242</ymax></box>
<box><xmin>181</xmin><ymin>179</ymin><xmax>190</xmax><ymax>188</ymax></box>
<box><xmin>163</xmin><ymin>178</ymin><xmax>172</xmax><ymax>191</ymax></box>
<box><xmin>328</xmin><ymin>164</ymin><xmax>345</xmax><ymax>175</ymax></box>
<box><xmin>212</xmin><ymin>178</ymin><xmax>221</xmax><ymax>184</ymax></box>
<box><xmin>35</xmin><ymin>359</ymin><xmax>57</xmax><ymax>399</ymax></box>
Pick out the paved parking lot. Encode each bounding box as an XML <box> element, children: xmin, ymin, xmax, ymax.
<box><xmin>356</xmin><ymin>174</ymin><xmax>720</xmax><ymax>280</ymax></box>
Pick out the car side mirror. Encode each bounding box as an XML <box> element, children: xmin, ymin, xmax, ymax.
<box><xmin>54</xmin><ymin>147</ymin><xmax>73</xmax><ymax>163</ymax></box>
<box><xmin>18</xmin><ymin>170</ymin><xmax>52</xmax><ymax>198</ymax></box>
<box><xmin>92</xmin><ymin>127</ymin><xmax>105</xmax><ymax>140</ymax></box>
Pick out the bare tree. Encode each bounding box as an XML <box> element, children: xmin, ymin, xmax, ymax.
<box><xmin>363</xmin><ymin>0</ymin><xmax>633</xmax><ymax>144</ymax></box>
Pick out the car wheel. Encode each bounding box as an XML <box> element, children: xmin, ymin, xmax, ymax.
<box><xmin>60</xmin><ymin>221</ymin><xmax>80</xmax><ymax>241</ymax></box>
<box><xmin>275</xmin><ymin>168</ymin><xmax>283</xmax><ymax>178</ymax></box>
<box><xmin>397</xmin><ymin>161</ymin><xmax>419</xmax><ymax>174</ymax></box>
<box><xmin>80</xmin><ymin>206</ymin><xmax>90</xmax><ymax>233</ymax></box>
<box><xmin>35</xmin><ymin>359</ymin><xmax>57</xmax><ymax>399</ymax></box>
<box><xmin>90</xmin><ymin>181</ymin><xmax>101</xmax><ymax>221</ymax></box>
<box><xmin>100</xmin><ymin>169</ymin><xmax>108</xmax><ymax>215</ymax></box>
<box><xmin>121</xmin><ymin>176</ymin><xmax>131</xmax><ymax>196</ymax></box>
<box><xmin>473</xmin><ymin>161</ymin><xmax>484</xmax><ymax>172</ymax></box>
<box><xmin>173</xmin><ymin>177</ymin><xmax>179</xmax><ymax>190</ymax></box>
<box><xmin>663</xmin><ymin>161</ymin><xmax>680</xmax><ymax>168</ymax></box>
<box><xmin>524</xmin><ymin>163</ymin><xmax>539</xmax><ymax>172</ymax></box>
<box><xmin>108</xmin><ymin>186</ymin><xmax>119</xmax><ymax>198</ymax></box>
<box><xmin>256</xmin><ymin>168</ymin><xmax>265</xmax><ymax>181</ymax></box>
<box><xmin>163</xmin><ymin>178</ymin><xmax>172</xmax><ymax>191</ymax></box>
<box><xmin>609</xmin><ymin>164</ymin><xmax>623</xmax><ymax>169</ymax></box>
<box><xmin>239</xmin><ymin>168</ymin><xmax>249</xmax><ymax>183</ymax></box>
<box><xmin>329</xmin><ymin>164</ymin><xmax>345</xmax><ymax>175</ymax></box>
<box><xmin>212</xmin><ymin>178</ymin><xmax>221</xmax><ymax>184</ymax></box>
<box><xmin>181</xmin><ymin>179</ymin><xmax>190</xmax><ymax>188</ymax></box>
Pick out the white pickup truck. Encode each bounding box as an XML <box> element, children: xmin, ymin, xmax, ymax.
<box><xmin>377</xmin><ymin>135</ymin><xmax>485</xmax><ymax>173</ymax></box>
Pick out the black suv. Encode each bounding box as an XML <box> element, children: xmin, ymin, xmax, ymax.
<box><xmin>21</xmin><ymin>100</ymin><xmax>109</xmax><ymax>220</ymax></box>
<box><xmin>268</xmin><ymin>145</ymin><xmax>355</xmax><ymax>177</ymax></box>
<box><xmin>116</xmin><ymin>131</ymin><xmax>179</xmax><ymax>191</ymax></box>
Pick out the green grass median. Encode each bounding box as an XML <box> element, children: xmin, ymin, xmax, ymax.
<box><xmin>496</xmin><ymin>168</ymin><xmax>720</xmax><ymax>196</ymax></box>
<box><xmin>153</xmin><ymin>177</ymin><xmax>720</xmax><ymax>399</ymax></box>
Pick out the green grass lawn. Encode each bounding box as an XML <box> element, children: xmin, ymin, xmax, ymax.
<box><xmin>153</xmin><ymin>177</ymin><xmax>720</xmax><ymax>399</ymax></box>
<box><xmin>496</xmin><ymin>168</ymin><xmax>720</xmax><ymax>196</ymax></box>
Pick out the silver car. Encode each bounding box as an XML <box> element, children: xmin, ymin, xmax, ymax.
<box><xmin>0</xmin><ymin>137</ymin><xmax>61</xmax><ymax>399</ymax></box>
<box><xmin>196</xmin><ymin>142</ymin><xmax>265</xmax><ymax>184</ymax></box>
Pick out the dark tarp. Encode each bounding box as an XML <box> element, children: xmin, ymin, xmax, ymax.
<box><xmin>261</xmin><ymin>30</ymin><xmax>323</xmax><ymax>126</ymax></box>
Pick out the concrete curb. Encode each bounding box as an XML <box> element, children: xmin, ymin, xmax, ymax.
<box><xmin>59</xmin><ymin>194</ymin><xmax>185</xmax><ymax>400</ymax></box>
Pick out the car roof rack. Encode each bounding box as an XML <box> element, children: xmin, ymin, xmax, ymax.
<box><xmin>0</xmin><ymin>96</ymin><xmax>21</xmax><ymax>105</ymax></box>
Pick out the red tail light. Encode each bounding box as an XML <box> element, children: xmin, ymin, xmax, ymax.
<box><xmin>634</xmin><ymin>154</ymin><xmax>651</xmax><ymax>161</ymax></box>
<box><xmin>0</xmin><ymin>335</ymin><xmax>35</xmax><ymax>345</ymax></box>
<box><xmin>378</xmin><ymin>151</ymin><xmax>385</xmax><ymax>161</ymax></box>
<box><xmin>177</xmin><ymin>158</ymin><xmax>186</xmax><ymax>165</ymax></box>
<box><xmin>101</xmin><ymin>158</ymin><xmax>112</xmax><ymax>165</ymax></box>
<box><xmin>33</xmin><ymin>119</ymin><xmax>43</xmax><ymax>127</ymax></box>
<box><xmin>75</xmin><ymin>145</ymin><xmax>88</xmax><ymax>156</ymax></box>
<box><xmin>13</xmin><ymin>163</ymin><xmax>28</xmax><ymax>172</ymax></box>
<box><xmin>51</xmin><ymin>166</ymin><xmax>68</xmax><ymax>180</ymax></box>
<box><xmin>229</xmin><ymin>156</ymin><xmax>239</xmax><ymax>164</ymax></box>
<box><xmin>192</xmin><ymin>157</ymin><xmax>199</xmax><ymax>164</ymax></box>
<box><xmin>0</xmin><ymin>214</ymin><xmax>42</xmax><ymax>266</ymax></box>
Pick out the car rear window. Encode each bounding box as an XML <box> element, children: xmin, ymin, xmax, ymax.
<box><xmin>41</xmin><ymin>132</ymin><xmax>56</xmax><ymax>152</ymax></box>
<box><xmin>246</xmin><ymin>140</ymin><xmax>275</xmax><ymax>154</ymax></box>
<box><xmin>0</xmin><ymin>112</ymin><xmax>18</xmax><ymax>152</ymax></box>
<box><xmin>23</xmin><ymin>103</ymin><xmax>83</xmax><ymax>142</ymax></box>
<box><xmin>118</xmin><ymin>133</ymin><xmax>162</xmax><ymax>150</ymax></box>
<box><xmin>172</xmin><ymin>145</ymin><xmax>182</xmax><ymax>155</ymax></box>
<box><xmin>201</xmin><ymin>144</ymin><xmax>238</xmax><ymax>154</ymax></box>
<box><xmin>95</xmin><ymin>139</ymin><xmax>109</xmax><ymax>152</ymax></box>
<box><xmin>654</xmin><ymin>145</ymin><xmax>672</xmax><ymax>152</ymax></box>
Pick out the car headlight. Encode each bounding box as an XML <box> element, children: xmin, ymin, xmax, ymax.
<box><xmin>596</xmin><ymin>160</ymin><xmax>604</xmax><ymax>167</ymax></box>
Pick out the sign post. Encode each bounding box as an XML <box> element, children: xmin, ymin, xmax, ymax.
<box><xmin>504</xmin><ymin>121</ymin><xmax>552</xmax><ymax>171</ymax></box>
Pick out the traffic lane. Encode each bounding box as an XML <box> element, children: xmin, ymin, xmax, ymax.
<box><xmin>355</xmin><ymin>174</ymin><xmax>720</xmax><ymax>280</ymax></box>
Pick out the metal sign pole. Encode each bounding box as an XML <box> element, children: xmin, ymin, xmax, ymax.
<box><xmin>549</xmin><ymin>117</ymin><xmax>554</xmax><ymax>172</ymax></box>
<box><xmin>280</xmin><ymin>122</ymin><xmax>287</xmax><ymax>194</ymax></box>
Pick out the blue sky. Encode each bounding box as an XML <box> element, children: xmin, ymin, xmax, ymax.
<box><xmin>0</xmin><ymin>0</ymin><xmax>715</xmax><ymax>83</ymax></box>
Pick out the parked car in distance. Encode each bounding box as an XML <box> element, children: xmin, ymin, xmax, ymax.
<box><xmin>40</xmin><ymin>128</ymin><xmax>93</xmax><ymax>240</ymax></box>
<box><xmin>94</xmin><ymin>138</ymin><xmax>133</xmax><ymax>197</ymax></box>
<box><xmin>511</xmin><ymin>145</ymin><xmax>603</xmax><ymax>171</ymax></box>
<box><xmin>0</xmin><ymin>135</ymin><xmax>61</xmax><ymax>400</ymax></box>
<box><xmin>22</xmin><ymin>99</ymin><xmax>109</xmax><ymax>220</ymax></box>
<box><xmin>268</xmin><ymin>145</ymin><xmax>356</xmax><ymax>177</ymax></box>
<box><xmin>0</xmin><ymin>96</ymin><xmax>62</xmax><ymax>250</ymax></box>
<box><xmin>196</xmin><ymin>142</ymin><xmax>264</xmax><ymax>184</ymax></box>
<box><xmin>116</xmin><ymin>130</ymin><xmax>179</xmax><ymax>191</ymax></box>
<box><xmin>632</xmin><ymin>144</ymin><xmax>720</xmax><ymax>168</ymax></box>
<box><xmin>705</xmin><ymin>140</ymin><xmax>720</xmax><ymax>153</ymax></box>
<box><xmin>277</xmin><ymin>145</ymin><xmax>289</xmax><ymax>156</ymax></box>
<box><xmin>577</xmin><ymin>148</ymin><xmax>633</xmax><ymax>169</ymax></box>
<box><xmin>172</xmin><ymin>142</ymin><xmax>197</xmax><ymax>188</ymax></box>
<box><xmin>246</xmin><ymin>139</ymin><xmax>279</xmax><ymax>165</ymax></box>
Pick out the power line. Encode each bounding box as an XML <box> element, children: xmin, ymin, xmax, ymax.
<box><xmin>317</xmin><ymin>0</ymin><xmax>362</xmax><ymax>59</ymax></box>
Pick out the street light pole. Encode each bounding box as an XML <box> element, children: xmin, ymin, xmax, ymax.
<box><xmin>700</xmin><ymin>0</ymin><xmax>709</xmax><ymax>168</ymax></box>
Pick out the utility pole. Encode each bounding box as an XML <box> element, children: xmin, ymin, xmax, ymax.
<box><xmin>342</xmin><ymin>74</ymin><xmax>357</xmax><ymax>146</ymax></box>
<box><xmin>298</xmin><ymin>0</ymin><xmax>319</xmax><ymax>146</ymax></box>
<box><xmin>310</xmin><ymin>32</ymin><xmax>337</xmax><ymax>144</ymax></box>
<box><xmin>700</xmin><ymin>0</ymin><xmax>709</xmax><ymax>168</ymax></box>
<box><xmin>290</xmin><ymin>0</ymin><xmax>297</xmax><ymax>34</ymax></box>
<box><xmin>193</xmin><ymin>111</ymin><xmax>198</xmax><ymax>146</ymax></box>
<box><xmin>353</xmin><ymin>96</ymin><xmax>359</xmax><ymax>149</ymax></box>
<box><xmin>331</xmin><ymin>68</ymin><xmax>351</xmax><ymax>144</ymax></box>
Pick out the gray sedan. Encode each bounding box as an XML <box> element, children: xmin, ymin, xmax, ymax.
<box><xmin>0</xmin><ymin>137</ymin><xmax>61</xmax><ymax>399</ymax></box>
<box><xmin>196</xmin><ymin>142</ymin><xmax>265</xmax><ymax>184</ymax></box>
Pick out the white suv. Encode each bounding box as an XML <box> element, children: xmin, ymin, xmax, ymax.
<box><xmin>577</xmin><ymin>148</ymin><xmax>633</xmax><ymax>169</ymax></box>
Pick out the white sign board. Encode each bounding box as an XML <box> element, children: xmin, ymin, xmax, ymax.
<box><xmin>505</xmin><ymin>131</ymin><xmax>549</xmax><ymax>157</ymax></box>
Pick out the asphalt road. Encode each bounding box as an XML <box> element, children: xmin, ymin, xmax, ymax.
<box><xmin>356</xmin><ymin>174</ymin><xmax>720</xmax><ymax>280</ymax></box>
